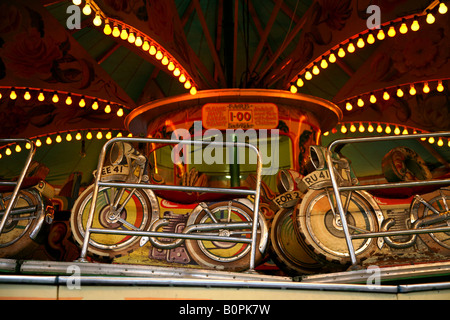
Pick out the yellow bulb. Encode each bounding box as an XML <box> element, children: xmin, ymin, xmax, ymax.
<box><xmin>103</xmin><ymin>24</ymin><xmax>112</xmax><ymax>35</ymax></box>
<box><xmin>155</xmin><ymin>51</ymin><xmax>163</xmax><ymax>60</ymax></box>
<box><xmin>127</xmin><ymin>33</ymin><xmax>136</xmax><ymax>43</ymax></box>
<box><xmin>135</xmin><ymin>36</ymin><xmax>143</xmax><ymax>47</ymax></box>
<box><xmin>394</xmin><ymin>126</ymin><xmax>401</xmax><ymax>135</ymax></box>
<box><xmin>409</xmin><ymin>84</ymin><xmax>417</xmax><ymax>95</ymax></box>
<box><xmin>93</xmin><ymin>15</ymin><xmax>102</xmax><ymax>27</ymax></box>
<box><xmin>328</xmin><ymin>53</ymin><xmax>337</xmax><ymax>63</ymax></box>
<box><xmin>350</xmin><ymin>124</ymin><xmax>356</xmax><ymax>132</ymax></box>
<box><xmin>387</xmin><ymin>26</ymin><xmax>396</xmax><ymax>37</ymax></box>
<box><xmin>383</xmin><ymin>91</ymin><xmax>390</xmax><ymax>100</ymax></box>
<box><xmin>357</xmin><ymin>37</ymin><xmax>365</xmax><ymax>48</ymax></box>
<box><xmin>347</xmin><ymin>42</ymin><xmax>355</xmax><ymax>53</ymax></box>
<box><xmin>116</xmin><ymin>132</ymin><xmax>123</xmax><ymax>137</ymax></box>
<box><xmin>72</xmin><ymin>0</ymin><xmax>82</xmax><ymax>5</ymax></box>
<box><xmin>320</xmin><ymin>59</ymin><xmax>328</xmax><ymax>69</ymax></box>
<box><xmin>173</xmin><ymin>68</ymin><xmax>181</xmax><ymax>77</ymax></box>
<box><xmin>105</xmin><ymin>104</ymin><xmax>111</xmax><ymax>113</ymax></box>
<box><xmin>296</xmin><ymin>78</ymin><xmax>304</xmax><ymax>87</ymax></box>
<box><xmin>341</xmin><ymin>125</ymin><xmax>347</xmax><ymax>134</ymax></box>
<box><xmin>411</xmin><ymin>20</ymin><xmax>420</xmax><ymax>31</ymax></box>
<box><xmin>426</xmin><ymin>12</ymin><xmax>435</xmax><ymax>24</ymax></box>
<box><xmin>345</xmin><ymin>102</ymin><xmax>353</xmax><ymax>111</ymax></box>
<box><xmin>25</xmin><ymin>143</ymin><xmax>31</xmax><ymax>149</ymax></box>
<box><xmin>377</xmin><ymin>124</ymin><xmax>383</xmax><ymax>133</ymax></box>
<box><xmin>168</xmin><ymin>62</ymin><xmax>175</xmax><ymax>71</ymax></box>
<box><xmin>36</xmin><ymin>139</ymin><xmax>42</xmax><ymax>147</ymax></box>
<box><xmin>367</xmin><ymin>33</ymin><xmax>375</xmax><ymax>44</ymax></box>
<box><xmin>5</xmin><ymin>148</ymin><xmax>11</xmax><ymax>156</ymax></box>
<box><xmin>56</xmin><ymin>135</ymin><xmax>62</xmax><ymax>143</ymax></box>
<box><xmin>312</xmin><ymin>65</ymin><xmax>320</xmax><ymax>75</ymax></box>
<box><xmin>428</xmin><ymin>136</ymin><xmax>435</xmax><ymax>144</ymax></box>
<box><xmin>179</xmin><ymin>74</ymin><xmax>186</xmax><ymax>83</ymax></box>
<box><xmin>437</xmin><ymin>81</ymin><xmax>444</xmax><ymax>92</ymax></box>
<box><xmin>66</xmin><ymin>96</ymin><xmax>72</xmax><ymax>105</ymax></box>
<box><xmin>10</xmin><ymin>90</ymin><xmax>17</xmax><ymax>100</ymax></box>
<box><xmin>76</xmin><ymin>132</ymin><xmax>82</xmax><ymax>140</ymax></box>
<box><xmin>120</xmin><ymin>29</ymin><xmax>128</xmax><ymax>40</ymax></box>
<box><xmin>184</xmin><ymin>80</ymin><xmax>192</xmax><ymax>89</ymax></box>
<box><xmin>96</xmin><ymin>131</ymin><xmax>103</xmax><ymax>139</ymax></box>
<box><xmin>368</xmin><ymin>124</ymin><xmax>374</xmax><ymax>132</ymax></box>
<box><xmin>92</xmin><ymin>101</ymin><xmax>99</xmax><ymax>110</ymax></box>
<box><xmin>161</xmin><ymin>56</ymin><xmax>169</xmax><ymax>65</ymax></box>
<box><xmin>106</xmin><ymin>131</ymin><xmax>112</xmax><ymax>139</ymax></box>
<box><xmin>370</xmin><ymin>94</ymin><xmax>377</xmax><ymax>104</ymax></box>
<box><xmin>439</xmin><ymin>2</ymin><xmax>448</xmax><ymax>14</ymax></box>
<box><xmin>82</xmin><ymin>4</ymin><xmax>91</xmax><ymax>15</ymax></box>
<box><xmin>359</xmin><ymin>123</ymin><xmax>365</xmax><ymax>132</ymax></box>
<box><xmin>402</xmin><ymin>128</ymin><xmax>409</xmax><ymax>135</ymax></box>
<box><xmin>79</xmin><ymin>98</ymin><xmax>86</xmax><ymax>107</ymax></box>
<box><xmin>52</xmin><ymin>93</ymin><xmax>59</xmax><ymax>103</ymax></box>
<box><xmin>86</xmin><ymin>131</ymin><xmax>93</xmax><ymax>140</ymax></box>
<box><xmin>112</xmin><ymin>26</ymin><xmax>120</xmax><ymax>37</ymax></box>
<box><xmin>423</xmin><ymin>82</ymin><xmax>430</xmax><ymax>93</ymax></box>
<box><xmin>38</xmin><ymin>92</ymin><xmax>45</xmax><ymax>101</ymax></box>
<box><xmin>357</xmin><ymin>98</ymin><xmax>364</xmax><ymax>107</ymax></box>
<box><xmin>190</xmin><ymin>87</ymin><xmax>197</xmax><ymax>95</ymax></box>
<box><xmin>142</xmin><ymin>41</ymin><xmax>150</xmax><ymax>51</ymax></box>
<box><xmin>24</xmin><ymin>91</ymin><xmax>31</xmax><ymax>100</ymax></box>
<box><xmin>438</xmin><ymin>138</ymin><xmax>444</xmax><ymax>147</ymax></box>
<box><xmin>397</xmin><ymin>88</ymin><xmax>404</xmax><ymax>97</ymax></box>
<box><xmin>399</xmin><ymin>23</ymin><xmax>408</xmax><ymax>34</ymax></box>
<box><xmin>304</xmin><ymin>71</ymin><xmax>312</xmax><ymax>80</ymax></box>
<box><xmin>377</xmin><ymin>29</ymin><xmax>385</xmax><ymax>40</ymax></box>
<box><xmin>149</xmin><ymin>46</ymin><xmax>157</xmax><ymax>55</ymax></box>
<box><xmin>66</xmin><ymin>133</ymin><xmax>72</xmax><ymax>141</ymax></box>
<box><xmin>46</xmin><ymin>136</ymin><xmax>52</xmax><ymax>145</ymax></box>
<box><xmin>15</xmin><ymin>144</ymin><xmax>21</xmax><ymax>153</ymax></box>
<box><xmin>117</xmin><ymin>108</ymin><xmax>124</xmax><ymax>117</ymax></box>
<box><xmin>290</xmin><ymin>85</ymin><xmax>298</xmax><ymax>94</ymax></box>
<box><xmin>385</xmin><ymin>125</ymin><xmax>392</xmax><ymax>134</ymax></box>
<box><xmin>338</xmin><ymin>47</ymin><xmax>346</xmax><ymax>58</ymax></box>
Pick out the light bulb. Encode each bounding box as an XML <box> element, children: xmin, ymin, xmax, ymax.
<box><xmin>383</xmin><ymin>91</ymin><xmax>390</xmax><ymax>100</ymax></box>
<box><xmin>36</xmin><ymin>139</ymin><xmax>42</xmax><ymax>147</ymax></box>
<box><xmin>397</xmin><ymin>88</ymin><xmax>404</xmax><ymax>97</ymax></box>
<box><xmin>438</xmin><ymin>138</ymin><xmax>444</xmax><ymax>147</ymax></box>
<box><xmin>350</xmin><ymin>124</ymin><xmax>356</xmax><ymax>132</ymax></box>
<box><xmin>437</xmin><ymin>81</ymin><xmax>444</xmax><ymax>92</ymax></box>
<box><xmin>423</xmin><ymin>82</ymin><xmax>430</xmax><ymax>93</ymax></box>
<box><xmin>179</xmin><ymin>74</ymin><xmax>186</xmax><ymax>83</ymax></box>
<box><xmin>106</xmin><ymin>131</ymin><xmax>112</xmax><ymax>139</ymax></box>
<box><xmin>117</xmin><ymin>108</ymin><xmax>124</xmax><ymax>117</ymax></box>
<box><xmin>46</xmin><ymin>136</ymin><xmax>52</xmax><ymax>144</ymax></box>
<box><xmin>96</xmin><ymin>131</ymin><xmax>103</xmax><ymax>139</ymax></box>
<box><xmin>190</xmin><ymin>87</ymin><xmax>197</xmax><ymax>95</ymax></box>
<box><xmin>304</xmin><ymin>71</ymin><xmax>312</xmax><ymax>80</ymax></box>
<box><xmin>367</xmin><ymin>33</ymin><xmax>375</xmax><ymax>44</ymax></box>
<box><xmin>66</xmin><ymin>95</ymin><xmax>72</xmax><ymax>105</ymax></box>
<box><xmin>402</xmin><ymin>128</ymin><xmax>409</xmax><ymax>135</ymax></box>
<box><xmin>328</xmin><ymin>53</ymin><xmax>337</xmax><ymax>63</ymax></box>
<box><xmin>76</xmin><ymin>132</ymin><xmax>82</xmax><ymax>140</ymax></box>
<box><xmin>72</xmin><ymin>0</ymin><xmax>82</xmax><ymax>5</ymax></box>
<box><xmin>66</xmin><ymin>133</ymin><xmax>73</xmax><ymax>141</ymax></box>
<box><xmin>135</xmin><ymin>36</ymin><xmax>143</xmax><ymax>47</ymax></box>
<box><xmin>377</xmin><ymin>124</ymin><xmax>383</xmax><ymax>133</ymax></box>
<box><xmin>23</xmin><ymin>90</ymin><xmax>31</xmax><ymax>100</ymax></box>
<box><xmin>120</xmin><ymin>29</ymin><xmax>128</xmax><ymax>40</ymax></box>
<box><xmin>168</xmin><ymin>62</ymin><xmax>175</xmax><ymax>71</ymax></box>
<box><xmin>368</xmin><ymin>124</ymin><xmax>374</xmax><ymax>132</ymax></box>
<box><xmin>38</xmin><ymin>92</ymin><xmax>45</xmax><ymax>101</ymax></box>
<box><xmin>82</xmin><ymin>4</ymin><xmax>91</xmax><ymax>15</ymax></box>
<box><xmin>149</xmin><ymin>46</ymin><xmax>157</xmax><ymax>55</ymax></box>
<box><xmin>290</xmin><ymin>85</ymin><xmax>297</xmax><ymax>94</ymax></box>
<box><xmin>345</xmin><ymin>102</ymin><xmax>353</xmax><ymax>111</ymax></box>
<box><xmin>25</xmin><ymin>142</ymin><xmax>31</xmax><ymax>149</ymax></box>
<box><xmin>347</xmin><ymin>42</ymin><xmax>355</xmax><ymax>53</ymax></box>
<box><xmin>52</xmin><ymin>92</ymin><xmax>59</xmax><ymax>103</ymax></box>
<box><xmin>103</xmin><ymin>24</ymin><xmax>112</xmax><ymax>35</ymax></box>
<box><xmin>377</xmin><ymin>29</ymin><xmax>385</xmax><ymax>40</ymax></box>
<box><xmin>161</xmin><ymin>56</ymin><xmax>169</xmax><ymax>66</ymax></box>
<box><xmin>357</xmin><ymin>37</ymin><xmax>365</xmax><ymax>48</ymax></box>
<box><xmin>112</xmin><ymin>26</ymin><xmax>120</xmax><ymax>37</ymax></box>
<box><xmin>86</xmin><ymin>131</ymin><xmax>93</xmax><ymax>140</ymax></box>
<box><xmin>142</xmin><ymin>41</ymin><xmax>150</xmax><ymax>51</ymax></box>
<box><xmin>79</xmin><ymin>98</ymin><xmax>86</xmax><ymax>107</ymax></box>
<box><xmin>341</xmin><ymin>125</ymin><xmax>347</xmax><ymax>133</ymax></box>
<box><xmin>312</xmin><ymin>65</ymin><xmax>320</xmax><ymax>75</ymax></box>
<box><xmin>320</xmin><ymin>58</ymin><xmax>328</xmax><ymax>69</ymax></box>
<box><xmin>173</xmin><ymin>68</ymin><xmax>181</xmax><ymax>77</ymax></box>
<box><xmin>426</xmin><ymin>12</ymin><xmax>435</xmax><ymax>24</ymax></box>
<box><xmin>10</xmin><ymin>90</ymin><xmax>17</xmax><ymax>100</ymax></box>
<box><xmin>5</xmin><ymin>148</ymin><xmax>11</xmax><ymax>156</ymax></box>
<box><xmin>56</xmin><ymin>134</ymin><xmax>62</xmax><ymax>143</ymax></box>
<box><xmin>15</xmin><ymin>145</ymin><xmax>21</xmax><ymax>153</ymax></box>
<box><xmin>394</xmin><ymin>126</ymin><xmax>401</xmax><ymax>135</ymax></box>
<box><xmin>357</xmin><ymin>98</ymin><xmax>364</xmax><ymax>107</ymax></box>
<box><xmin>388</xmin><ymin>26</ymin><xmax>396</xmax><ymax>37</ymax></box>
<box><xmin>385</xmin><ymin>125</ymin><xmax>392</xmax><ymax>134</ymax></box>
<box><xmin>296</xmin><ymin>78</ymin><xmax>304</xmax><ymax>87</ymax></box>
<box><xmin>409</xmin><ymin>84</ymin><xmax>417</xmax><ymax>95</ymax></box>
<box><xmin>155</xmin><ymin>51</ymin><xmax>163</xmax><ymax>60</ymax></box>
<box><xmin>92</xmin><ymin>101</ymin><xmax>99</xmax><ymax>110</ymax></box>
<box><xmin>370</xmin><ymin>94</ymin><xmax>377</xmax><ymax>104</ymax></box>
<box><xmin>411</xmin><ymin>19</ymin><xmax>420</xmax><ymax>31</ymax></box>
<box><xmin>428</xmin><ymin>136</ymin><xmax>435</xmax><ymax>144</ymax></box>
<box><xmin>127</xmin><ymin>32</ymin><xmax>136</xmax><ymax>43</ymax></box>
<box><xmin>399</xmin><ymin>23</ymin><xmax>408</xmax><ymax>34</ymax></box>
<box><xmin>359</xmin><ymin>123</ymin><xmax>365</xmax><ymax>132</ymax></box>
<box><xmin>93</xmin><ymin>15</ymin><xmax>102</xmax><ymax>26</ymax></box>
<box><xmin>439</xmin><ymin>2</ymin><xmax>448</xmax><ymax>14</ymax></box>
<box><xmin>338</xmin><ymin>47</ymin><xmax>346</xmax><ymax>58</ymax></box>
<box><xmin>104</xmin><ymin>104</ymin><xmax>111</xmax><ymax>113</ymax></box>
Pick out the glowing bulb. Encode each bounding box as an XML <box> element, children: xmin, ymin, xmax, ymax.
<box><xmin>117</xmin><ymin>108</ymin><xmax>124</xmax><ymax>117</ymax></box>
<box><xmin>328</xmin><ymin>53</ymin><xmax>337</xmax><ymax>63</ymax></box>
<box><xmin>184</xmin><ymin>80</ymin><xmax>192</xmax><ymax>90</ymax></box>
<box><xmin>423</xmin><ymin>82</ymin><xmax>430</xmax><ymax>93</ymax></box>
<box><xmin>394</xmin><ymin>126</ymin><xmax>401</xmax><ymax>135</ymax></box>
<box><xmin>46</xmin><ymin>136</ymin><xmax>52</xmax><ymax>145</ymax></box>
<box><xmin>304</xmin><ymin>71</ymin><xmax>312</xmax><ymax>80</ymax></box>
<box><xmin>135</xmin><ymin>36</ymin><xmax>143</xmax><ymax>47</ymax></box>
<box><xmin>161</xmin><ymin>56</ymin><xmax>169</xmax><ymax>65</ymax></box>
<box><xmin>79</xmin><ymin>98</ymin><xmax>86</xmax><ymax>107</ymax></box>
<box><xmin>357</xmin><ymin>37</ymin><xmax>365</xmax><ymax>48</ymax></box>
<box><xmin>439</xmin><ymin>2</ymin><xmax>448</xmax><ymax>14</ymax></box>
<box><xmin>179</xmin><ymin>74</ymin><xmax>186</xmax><ymax>83</ymax></box>
<box><xmin>338</xmin><ymin>47</ymin><xmax>346</xmax><ymax>58</ymax></box>
<box><xmin>370</xmin><ymin>94</ymin><xmax>377</xmax><ymax>104</ymax></box>
<box><xmin>411</xmin><ymin>19</ymin><xmax>420</xmax><ymax>31</ymax></box>
<box><xmin>345</xmin><ymin>102</ymin><xmax>353</xmax><ymax>111</ymax></box>
<box><xmin>347</xmin><ymin>42</ymin><xmax>355</xmax><ymax>53</ymax></box>
<box><xmin>368</xmin><ymin>123</ymin><xmax>374</xmax><ymax>132</ymax></box>
<box><xmin>93</xmin><ymin>15</ymin><xmax>102</xmax><ymax>26</ymax></box>
<box><xmin>66</xmin><ymin>133</ymin><xmax>73</xmax><ymax>141</ymax></box>
<box><xmin>38</xmin><ymin>92</ymin><xmax>45</xmax><ymax>101</ymax></box>
<box><xmin>76</xmin><ymin>132</ymin><xmax>82</xmax><ymax>140</ymax></box>
<box><xmin>290</xmin><ymin>85</ymin><xmax>298</xmax><ymax>94</ymax></box>
<box><xmin>66</xmin><ymin>95</ymin><xmax>72</xmax><ymax>105</ymax></box>
<box><xmin>103</xmin><ymin>24</ymin><xmax>112</xmax><ymax>35</ymax></box>
<box><xmin>438</xmin><ymin>138</ymin><xmax>444</xmax><ymax>147</ymax></box>
<box><xmin>10</xmin><ymin>90</ymin><xmax>17</xmax><ymax>100</ymax></box>
<box><xmin>56</xmin><ymin>134</ymin><xmax>62</xmax><ymax>143</ymax></box>
<box><xmin>168</xmin><ymin>62</ymin><xmax>175</xmax><ymax>71</ymax></box>
<box><xmin>409</xmin><ymin>84</ymin><xmax>417</xmax><ymax>95</ymax></box>
<box><xmin>106</xmin><ymin>131</ymin><xmax>112</xmax><ymax>139</ymax></box>
<box><xmin>397</xmin><ymin>88</ymin><xmax>404</xmax><ymax>97</ymax></box>
<box><xmin>116</xmin><ymin>132</ymin><xmax>123</xmax><ymax>137</ymax></box>
<box><xmin>173</xmin><ymin>68</ymin><xmax>181</xmax><ymax>77</ymax></box>
<box><xmin>24</xmin><ymin>91</ymin><xmax>31</xmax><ymax>100</ymax></box>
<box><xmin>112</xmin><ymin>26</ymin><xmax>120</xmax><ymax>37</ymax></box>
<box><xmin>428</xmin><ymin>136</ymin><xmax>435</xmax><ymax>144</ymax></box>
<box><xmin>92</xmin><ymin>101</ymin><xmax>99</xmax><ymax>110</ymax></box>
<box><xmin>155</xmin><ymin>51</ymin><xmax>163</xmax><ymax>60</ymax></box>
<box><xmin>367</xmin><ymin>33</ymin><xmax>375</xmax><ymax>44</ymax></box>
<box><xmin>82</xmin><ymin>4</ymin><xmax>91</xmax><ymax>15</ymax></box>
<box><xmin>402</xmin><ymin>128</ymin><xmax>409</xmax><ymax>135</ymax></box>
<box><xmin>426</xmin><ymin>12</ymin><xmax>435</xmax><ymax>24</ymax></box>
<box><xmin>72</xmin><ymin>0</ymin><xmax>82</xmax><ymax>5</ymax></box>
<box><xmin>357</xmin><ymin>98</ymin><xmax>364</xmax><ymax>107</ymax></box>
<box><xmin>15</xmin><ymin>145</ymin><xmax>21</xmax><ymax>153</ymax></box>
<box><xmin>86</xmin><ymin>131</ymin><xmax>93</xmax><ymax>140</ymax></box>
<box><xmin>142</xmin><ymin>41</ymin><xmax>150</xmax><ymax>51</ymax></box>
<box><xmin>437</xmin><ymin>81</ymin><xmax>444</xmax><ymax>92</ymax></box>
<box><xmin>399</xmin><ymin>23</ymin><xmax>408</xmax><ymax>34</ymax></box>
<box><xmin>350</xmin><ymin>124</ymin><xmax>356</xmax><ymax>132</ymax></box>
<box><xmin>120</xmin><ymin>29</ymin><xmax>128</xmax><ymax>40</ymax></box>
<box><xmin>388</xmin><ymin>26</ymin><xmax>396</xmax><ymax>37</ymax></box>
<box><xmin>149</xmin><ymin>46</ymin><xmax>157</xmax><ymax>55</ymax></box>
<box><xmin>96</xmin><ymin>131</ymin><xmax>103</xmax><ymax>139</ymax></box>
<box><xmin>341</xmin><ymin>125</ymin><xmax>347</xmax><ymax>134</ymax></box>
<box><xmin>35</xmin><ymin>139</ymin><xmax>42</xmax><ymax>147</ymax></box>
<box><xmin>5</xmin><ymin>148</ymin><xmax>11</xmax><ymax>156</ymax></box>
<box><xmin>52</xmin><ymin>92</ymin><xmax>59</xmax><ymax>103</ymax></box>
<box><xmin>296</xmin><ymin>78</ymin><xmax>304</xmax><ymax>87</ymax></box>
<box><xmin>385</xmin><ymin>125</ymin><xmax>392</xmax><ymax>134</ymax></box>
<box><xmin>312</xmin><ymin>65</ymin><xmax>320</xmax><ymax>75</ymax></box>
<box><xmin>377</xmin><ymin>29</ymin><xmax>385</xmax><ymax>40</ymax></box>
<box><xmin>359</xmin><ymin>123</ymin><xmax>365</xmax><ymax>132</ymax></box>
<box><xmin>190</xmin><ymin>87</ymin><xmax>197</xmax><ymax>95</ymax></box>
<box><xmin>127</xmin><ymin>32</ymin><xmax>136</xmax><ymax>43</ymax></box>
<box><xmin>104</xmin><ymin>104</ymin><xmax>111</xmax><ymax>113</ymax></box>
<box><xmin>383</xmin><ymin>91</ymin><xmax>390</xmax><ymax>100</ymax></box>
<box><xmin>320</xmin><ymin>58</ymin><xmax>328</xmax><ymax>69</ymax></box>
<box><xmin>377</xmin><ymin>124</ymin><xmax>383</xmax><ymax>133</ymax></box>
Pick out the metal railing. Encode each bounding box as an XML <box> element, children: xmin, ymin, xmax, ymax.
<box><xmin>78</xmin><ymin>137</ymin><xmax>264</xmax><ymax>271</ymax></box>
<box><xmin>326</xmin><ymin>131</ymin><xmax>450</xmax><ymax>266</ymax></box>
<box><xmin>0</xmin><ymin>139</ymin><xmax>36</xmax><ymax>235</ymax></box>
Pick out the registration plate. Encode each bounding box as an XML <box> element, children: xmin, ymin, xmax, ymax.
<box><xmin>302</xmin><ymin>170</ymin><xmax>330</xmax><ymax>188</ymax></box>
<box><xmin>274</xmin><ymin>190</ymin><xmax>302</xmax><ymax>208</ymax></box>
<box><xmin>101</xmin><ymin>165</ymin><xmax>129</xmax><ymax>177</ymax></box>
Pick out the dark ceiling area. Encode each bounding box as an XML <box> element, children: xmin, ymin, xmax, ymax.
<box><xmin>0</xmin><ymin>0</ymin><xmax>449</xmax><ymax>187</ymax></box>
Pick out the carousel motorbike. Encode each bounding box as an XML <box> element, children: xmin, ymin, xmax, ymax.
<box><xmin>0</xmin><ymin>139</ymin><xmax>55</xmax><ymax>259</ymax></box>
<box><xmin>289</xmin><ymin>142</ymin><xmax>450</xmax><ymax>268</ymax></box>
<box><xmin>70</xmin><ymin>139</ymin><xmax>268</xmax><ymax>271</ymax></box>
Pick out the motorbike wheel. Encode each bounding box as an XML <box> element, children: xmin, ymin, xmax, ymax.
<box><xmin>293</xmin><ymin>189</ymin><xmax>379</xmax><ymax>266</ymax></box>
<box><xmin>70</xmin><ymin>185</ymin><xmax>155</xmax><ymax>259</ymax></box>
<box><xmin>269</xmin><ymin>207</ymin><xmax>329</xmax><ymax>276</ymax></box>
<box><xmin>0</xmin><ymin>190</ymin><xmax>44</xmax><ymax>258</ymax></box>
<box><xmin>185</xmin><ymin>199</ymin><xmax>268</xmax><ymax>272</ymax></box>
<box><xmin>410</xmin><ymin>187</ymin><xmax>450</xmax><ymax>253</ymax></box>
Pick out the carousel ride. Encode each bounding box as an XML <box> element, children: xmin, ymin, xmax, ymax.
<box><xmin>0</xmin><ymin>0</ymin><xmax>450</xmax><ymax>292</ymax></box>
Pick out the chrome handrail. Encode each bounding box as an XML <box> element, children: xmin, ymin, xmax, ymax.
<box><xmin>325</xmin><ymin>131</ymin><xmax>450</xmax><ymax>266</ymax></box>
<box><xmin>0</xmin><ymin>139</ymin><xmax>36</xmax><ymax>235</ymax></box>
<box><xmin>78</xmin><ymin>137</ymin><xmax>263</xmax><ymax>271</ymax></box>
